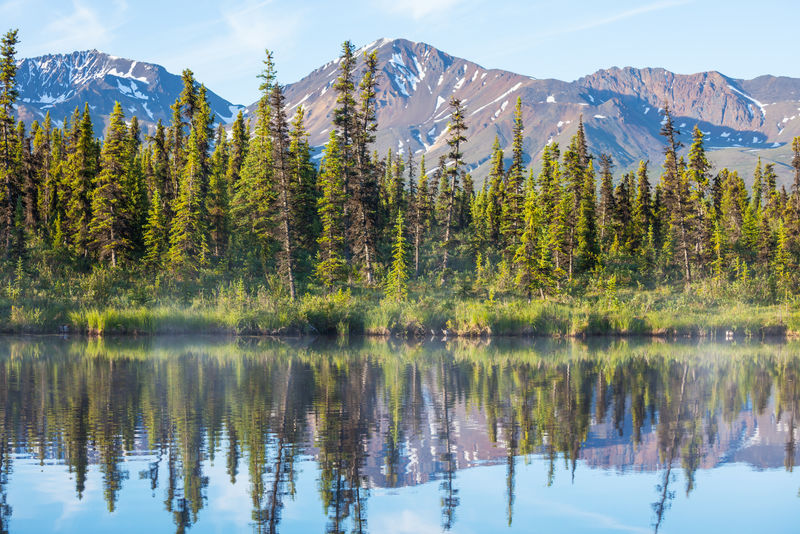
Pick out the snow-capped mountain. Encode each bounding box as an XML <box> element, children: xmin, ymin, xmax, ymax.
<box><xmin>276</xmin><ymin>38</ymin><xmax>800</xmax><ymax>182</ymax></box>
<box><xmin>13</xmin><ymin>40</ymin><xmax>800</xmax><ymax>183</ymax></box>
<box><xmin>14</xmin><ymin>50</ymin><xmax>244</xmax><ymax>132</ymax></box>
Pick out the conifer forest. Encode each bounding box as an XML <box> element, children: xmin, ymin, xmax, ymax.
<box><xmin>2</xmin><ymin>29</ymin><xmax>800</xmax><ymax>337</ymax></box>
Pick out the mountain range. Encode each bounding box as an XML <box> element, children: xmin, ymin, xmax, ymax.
<box><xmin>14</xmin><ymin>38</ymin><xmax>800</xmax><ymax>185</ymax></box>
<box><xmin>14</xmin><ymin>49</ymin><xmax>243</xmax><ymax>132</ymax></box>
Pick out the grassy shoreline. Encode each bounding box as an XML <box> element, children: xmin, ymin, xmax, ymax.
<box><xmin>3</xmin><ymin>289</ymin><xmax>798</xmax><ymax>339</ymax></box>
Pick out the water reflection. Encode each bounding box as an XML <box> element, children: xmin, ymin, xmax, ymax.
<box><xmin>0</xmin><ymin>337</ymin><xmax>797</xmax><ymax>533</ymax></box>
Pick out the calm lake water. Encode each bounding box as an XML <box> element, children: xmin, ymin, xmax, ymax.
<box><xmin>0</xmin><ymin>336</ymin><xmax>796</xmax><ymax>533</ymax></box>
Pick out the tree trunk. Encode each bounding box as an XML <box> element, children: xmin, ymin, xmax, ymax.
<box><xmin>443</xmin><ymin>175</ymin><xmax>455</xmax><ymax>273</ymax></box>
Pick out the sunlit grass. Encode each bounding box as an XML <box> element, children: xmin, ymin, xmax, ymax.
<box><xmin>0</xmin><ymin>266</ymin><xmax>797</xmax><ymax>338</ymax></box>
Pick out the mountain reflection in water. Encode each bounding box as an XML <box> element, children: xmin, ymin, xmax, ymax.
<box><xmin>0</xmin><ymin>337</ymin><xmax>796</xmax><ymax>533</ymax></box>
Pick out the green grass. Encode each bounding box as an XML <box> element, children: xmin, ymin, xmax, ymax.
<box><xmin>0</xmin><ymin>266</ymin><xmax>798</xmax><ymax>338</ymax></box>
<box><xmin>1</xmin><ymin>294</ymin><xmax>796</xmax><ymax>338</ymax></box>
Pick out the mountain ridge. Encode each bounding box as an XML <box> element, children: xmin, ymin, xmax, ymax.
<box><xmin>14</xmin><ymin>49</ymin><xmax>243</xmax><ymax>133</ymax></box>
<box><xmin>12</xmin><ymin>39</ymin><xmax>800</xmax><ymax>184</ymax></box>
<box><xmin>274</xmin><ymin>38</ymin><xmax>799</xmax><ymax>182</ymax></box>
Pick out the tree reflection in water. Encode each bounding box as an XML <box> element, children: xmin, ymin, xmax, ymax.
<box><xmin>0</xmin><ymin>337</ymin><xmax>795</xmax><ymax>533</ymax></box>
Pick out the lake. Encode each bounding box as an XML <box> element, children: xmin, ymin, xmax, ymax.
<box><xmin>0</xmin><ymin>336</ymin><xmax>796</xmax><ymax>533</ymax></box>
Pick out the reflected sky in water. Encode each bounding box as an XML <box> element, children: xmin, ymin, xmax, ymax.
<box><xmin>0</xmin><ymin>336</ymin><xmax>796</xmax><ymax>533</ymax></box>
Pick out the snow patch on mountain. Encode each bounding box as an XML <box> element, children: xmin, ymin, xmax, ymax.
<box><xmin>728</xmin><ymin>84</ymin><xmax>766</xmax><ymax>118</ymax></box>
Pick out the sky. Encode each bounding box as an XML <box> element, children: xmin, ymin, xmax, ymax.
<box><xmin>1</xmin><ymin>0</ymin><xmax>798</xmax><ymax>105</ymax></box>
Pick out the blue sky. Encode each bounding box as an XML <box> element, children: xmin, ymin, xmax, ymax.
<box><xmin>1</xmin><ymin>0</ymin><xmax>798</xmax><ymax>105</ymax></box>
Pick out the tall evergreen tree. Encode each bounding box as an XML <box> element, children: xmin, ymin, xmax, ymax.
<box><xmin>598</xmin><ymin>154</ymin><xmax>616</xmax><ymax>246</ymax></box>
<box><xmin>687</xmin><ymin>126</ymin><xmax>713</xmax><ymax>268</ymax></box>
<box><xmin>349</xmin><ymin>49</ymin><xmax>381</xmax><ymax>284</ymax></box>
<box><xmin>66</xmin><ymin>105</ymin><xmax>98</xmax><ymax>258</ymax></box>
<box><xmin>332</xmin><ymin>41</ymin><xmax>358</xmax><ymax>268</ymax></box>
<box><xmin>514</xmin><ymin>184</ymin><xmax>544</xmax><ymax>300</ymax></box>
<box><xmin>269</xmin><ymin>83</ymin><xmax>297</xmax><ymax>301</ymax></box>
<box><xmin>232</xmin><ymin>50</ymin><xmax>275</xmax><ymax>269</ymax></box>
<box><xmin>486</xmin><ymin>137</ymin><xmax>505</xmax><ymax>242</ymax></box>
<box><xmin>660</xmin><ymin>104</ymin><xmax>692</xmax><ymax>284</ymax></box>
<box><xmin>0</xmin><ymin>29</ymin><xmax>19</xmax><ymax>254</ymax></box>
<box><xmin>315</xmin><ymin>132</ymin><xmax>346</xmax><ymax>290</ymax></box>
<box><xmin>385</xmin><ymin>213</ymin><xmax>409</xmax><ymax>301</ymax></box>
<box><xmin>441</xmin><ymin>97</ymin><xmax>467</xmax><ymax>273</ymax></box>
<box><xmin>89</xmin><ymin>102</ymin><xmax>133</xmax><ymax>267</ymax></box>
<box><xmin>410</xmin><ymin>155</ymin><xmax>429</xmax><ymax>276</ymax></box>
<box><xmin>632</xmin><ymin>160</ymin><xmax>652</xmax><ymax>250</ymax></box>
<box><xmin>501</xmin><ymin>97</ymin><xmax>525</xmax><ymax>261</ymax></box>
<box><xmin>167</xmin><ymin>129</ymin><xmax>208</xmax><ymax>277</ymax></box>
<box><xmin>226</xmin><ymin>111</ymin><xmax>248</xmax><ymax>198</ymax></box>
<box><xmin>575</xmin><ymin>160</ymin><xmax>599</xmax><ymax>272</ymax></box>
<box><xmin>288</xmin><ymin>107</ymin><xmax>318</xmax><ymax>258</ymax></box>
<box><xmin>206</xmin><ymin>124</ymin><xmax>229</xmax><ymax>259</ymax></box>
<box><xmin>143</xmin><ymin>187</ymin><xmax>167</xmax><ymax>270</ymax></box>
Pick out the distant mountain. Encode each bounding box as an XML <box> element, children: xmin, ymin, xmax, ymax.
<box><xmin>13</xmin><ymin>41</ymin><xmax>800</xmax><ymax>185</ymax></box>
<box><xmin>14</xmin><ymin>50</ymin><xmax>243</xmax><ymax>133</ymax></box>
<box><xmin>274</xmin><ymin>38</ymin><xmax>800</xmax><ymax>184</ymax></box>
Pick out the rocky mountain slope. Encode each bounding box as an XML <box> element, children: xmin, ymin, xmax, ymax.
<box><xmin>14</xmin><ymin>50</ymin><xmax>243</xmax><ymax>132</ymax></box>
<box><xmin>276</xmin><ymin>38</ymin><xmax>800</xmax><ymax>183</ymax></box>
<box><xmin>14</xmin><ymin>40</ymin><xmax>800</xmax><ymax>184</ymax></box>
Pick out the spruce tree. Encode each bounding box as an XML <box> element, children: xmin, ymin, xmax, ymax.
<box><xmin>315</xmin><ymin>132</ymin><xmax>346</xmax><ymax>290</ymax></box>
<box><xmin>514</xmin><ymin>184</ymin><xmax>542</xmax><ymax>300</ymax></box>
<box><xmin>349</xmin><ymin>49</ymin><xmax>381</xmax><ymax>283</ymax></box>
<box><xmin>660</xmin><ymin>105</ymin><xmax>692</xmax><ymax>284</ymax></box>
<box><xmin>167</xmin><ymin>129</ymin><xmax>208</xmax><ymax>277</ymax></box>
<box><xmin>613</xmin><ymin>173</ymin><xmax>633</xmax><ymax>251</ymax></box>
<box><xmin>562</xmin><ymin>133</ymin><xmax>587</xmax><ymax>278</ymax></box>
<box><xmin>226</xmin><ymin>111</ymin><xmax>248</xmax><ymax>198</ymax></box>
<box><xmin>0</xmin><ymin>29</ymin><xmax>19</xmax><ymax>254</ymax></box>
<box><xmin>486</xmin><ymin>137</ymin><xmax>505</xmax><ymax>242</ymax></box>
<box><xmin>126</xmin><ymin>116</ymin><xmax>147</xmax><ymax>254</ymax></box>
<box><xmin>232</xmin><ymin>50</ymin><xmax>275</xmax><ymax>269</ymax></box>
<box><xmin>632</xmin><ymin>160</ymin><xmax>652</xmax><ymax>251</ymax></box>
<box><xmin>206</xmin><ymin>124</ymin><xmax>229</xmax><ymax>259</ymax></box>
<box><xmin>288</xmin><ymin>107</ymin><xmax>318</xmax><ymax>258</ymax></box>
<box><xmin>575</xmin><ymin>160</ymin><xmax>599</xmax><ymax>272</ymax></box>
<box><xmin>66</xmin><ymin>105</ymin><xmax>98</xmax><ymax>258</ymax></box>
<box><xmin>751</xmin><ymin>157</ymin><xmax>763</xmax><ymax>215</ymax></box>
<box><xmin>410</xmin><ymin>155</ymin><xmax>430</xmax><ymax>276</ymax></box>
<box><xmin>333</xmin><ymin>41</ymin><xmax>357</xmax><ymax>198</ymax></box>
<box><xmin>385</xmin><ymin>213</ymin><xmax>409</xmax><ymax>301</ymax></box>
<box><xmin>687</xmin><ymin>126</ymin><xmax>713</xmax><ymax>269</ymax></box>
<box><xmin>774</xmin><ymin>220</ymin><xmax>791</xmax><ymax>298</ymax></box>
<box><xmin>538</xmin><ymin>143</ymin><xmax>561</xmax><ymax>227</ymax></box>
<box><xmin>442</xmin><ymin>97</ymin><xmax>467</xmax><ymax>273</ymax></box>
<box><xmin>598</xmin><ymin>154</ymin><xmax>616</xmax><ymax>247</ymax></box>
<box><xmin>0</xmin><ymin>29</ymin><xmax>18</xmax><ymax>160</ymax></box>
<box><xmin>501</xmin><ymin>98</ymin><xmax>525</xmax><ymax>262</ymax></box>
<box><xmin>143</xmin><ymin>187</ymin><xmax>167</xmax><ymax>270</ymax></box>
<box><xmin>17</xmin><ymin>120</ymin><xmax>37</xmax><ymax>236</ymax></box>
<box><xmin>33</xmin><ymin>113</ymin><xmax>57</xmax><ymax>232</ymax></box>
<box><xmin>269</xmin><ymin>83</ymin><xmax>297</xmax><ymax>301</ymax></box>
<box><xmin>89</xmin><ymin>102</ymin><xmax>132</xmax><ymax>267</ymax></box>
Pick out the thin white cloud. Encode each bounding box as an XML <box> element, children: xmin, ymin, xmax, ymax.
<box><xmin>378</xmin><ymin>0</ymin><xmax>465</xmax><ymax>20</ymax></box>
<box><xmin>158</xmin><ymin>0</ymin><xmax>306</xmax><ymax>102</ymax></box>
<box><xmin>538</xmin><ymin>0</ymin><xmax>694</xmax><ymax>38</ymax></box>
<box><xmin>36</xmin><ymin>0</ymin><xmax>127</xmax><ymax>52</ymax></box>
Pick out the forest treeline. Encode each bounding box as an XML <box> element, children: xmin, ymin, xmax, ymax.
<box><xmin>1</xmin><ymin>30</ymin><xmax>800</xmax><ymax>317</ymax></box>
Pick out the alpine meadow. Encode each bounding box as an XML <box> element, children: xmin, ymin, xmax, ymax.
<box><xmin>1</xmin><ymin>28</ymin><xmax>800</xmax><ymax>338</ymax></box>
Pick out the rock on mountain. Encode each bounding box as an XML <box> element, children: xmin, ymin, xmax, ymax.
<box><xmin>14</xmin><ymin>42</ymin><xmax>800</xmax><ymax>185</ymax></box>
<box><xmin>15</xmin><ymin>49</ymin><xmax>243</xmax><ymax>133</ymax></box>
<box><xmin>276</xmin><ymin>38</ymin><xmax>800</xmax><ymax>184</ymax></box>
